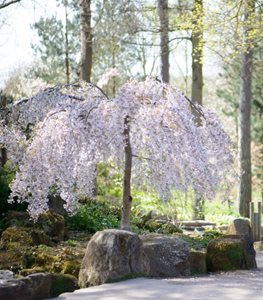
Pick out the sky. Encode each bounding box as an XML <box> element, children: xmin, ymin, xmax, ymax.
<box><xmin>0</xmin><ymin>0</ymin><xmax>221</xmax><ymax>90</ymax></box>
<box><xmin>0</xmin><ymin>0</ymin><xmax>58</xmax><ymax>87</ymax></box>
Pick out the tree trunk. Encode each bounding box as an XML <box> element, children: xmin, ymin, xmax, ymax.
<box><xmin>1</xmin><ymin>148</ymin><xmax>7</xmax><ymax>167</ymax></box>
<box><xmin>157</xmin><ymin>0</ymin><xmax>169</xmax><ymax>83</ymax></box>
<box><xmin>238</xmin><ymin>0</ymin><xmax>255</xmax><ymax>218</ymax></box>
<box><xmin>65</xmin><ymin>0</ymin><xmax>70</xmax><ymax>84</ymax></box>
<box><xmin>191</xmin><ymin>0</ymin><xmax>203</xmax><ymax>108</ymax></box>
<box><xmin>191</xmin><ymin>0</ymin><xmax>204</xmax><ymax>220</ymax></box>
<box><xmin>79</xmin><ymin>0</ymin><xmax>92</xmax><ymax>82</ymax></box>
<box><xmin>121</xmin><ymin>116</ymin><xmax>132</xmax><ymax>231</ymax></box>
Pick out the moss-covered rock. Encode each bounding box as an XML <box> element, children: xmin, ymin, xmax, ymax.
<box><xmin>50</xmin><ymin>274</ymin><xmax>78</xmax><ymax>297</ymax></box>
<box><xmin>22</xmin><ymin>244</ymin><xmax>84</xmax><ymax>278</ymax></box>
<box><xmin>5</xmin><ymin>211</ymin><xmax>33</xmax><ymax>228</ymax></box>
<box><xmin>61</xmin><ymin>260</ymin><xmax>80</xmax><ymax>277</ymax></box>
<box><xmin>0</xmin><ymin>227</ymin><xmax>51</xmax><ymax>250</ymax></box>
<box><xmin>206</xmin><ymin>235</ymin><xmax>257</xmax><ymax>272</ymax></box>
<box><xmin>37</xmin><ymin>210</ymin><xmax>65</xmax><ymax>241</ymax></box>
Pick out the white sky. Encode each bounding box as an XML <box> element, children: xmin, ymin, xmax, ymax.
<box><xmin>0</xmin><ymin>0</ymin><xmax>221</xmax><ymax>89</ymax></box>
<box><xmin>0</xmin><ymin>0</ymin><xmax>59</xmax><ymax>87</ymax></box>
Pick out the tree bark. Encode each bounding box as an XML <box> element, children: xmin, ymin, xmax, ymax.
<box><xmin>238</xmin><ymin>0</ymin><xmax>255</xmax><ymax>218</ymax></box>
<box><xmin>191</xmin><ymin>0</ymin><xmax>203</xmax><ymax>109</ymax></box>
<box><xmin>65</xmin><ymin>0</ymin><xmax>70</xmax><ymax>84</ymax></box>
<box><xmin>157</xmin><ymin>0</ymin><xmax>169</xmax><ymax>83</ymax></box>
<box><xmin>191</xmin><ymin>0</ymin><xmax>204</xmax><ymax>220</ymax></box>
<box><xmin>121</xmin><ymin>116</ymin><xmax>132</xmax><ymax>231</ymax></box>
<box><xmin>79</xmin><ymin>0</ymin><xmax>92</xmax><ymax>82</ymax></box>
<box><xmin>1</xmin><ymin>148</ymin><xmax>7</xmax><ymax>167</ymax></box>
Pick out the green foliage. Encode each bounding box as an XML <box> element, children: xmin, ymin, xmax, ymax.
<box><xmin>96</xmin><ymin>163</ymin><xmax>123</xmax><ymax>198</ymax></box>
<box><xmin>181</xmin><ymin>229</ymin><xmax>223</xmax><ymax>250</ymax></box>
<box><xmin>204</xmin><ymin>199</ymin><xmax>240</xmax><ymax>225</ymax></box>
<box><xmin>66</xmin><ymin>239</ymin><xmax>78</xmax><ymax>247</ymax></box>
<box><xmin>0</xmin><ymin>164</ymin><xmax>15</xmax><ymax>213</ymax></box>
<box><xmin>31</xmin><ymin>0</ymin><xmax>80</xmax><ymax>84</ymax></box>
<box><xmin>65</xmin><ymin>200</ymin><xmax>120</xmax><ymax>233</ymax></box>
<box><xmin>0</xmin><ymin>164</ymin><xmax>27</xmax><ymax>218</ymax></box>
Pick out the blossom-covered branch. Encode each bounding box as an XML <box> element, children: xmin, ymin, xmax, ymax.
<box><xmin>5</xmin><ymin>78</ymin><xmax>235</xmax><ymax>226</ymax></box>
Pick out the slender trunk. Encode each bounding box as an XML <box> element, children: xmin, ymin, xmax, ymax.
<box><xmin>1</xmin><ymin>148</ymin><xmax>7</xmax><ymax>167</ymax></box>
<box><xmin>238</xmin><ymin>0</ymin><xmax>255</xmax><ymax>218</ymax></box>
<box><xmin>191</xmin><ymin>0</ymin><xmax>204</xmax><ymax>220</ymax></box>
<box><xmin>112</xmin><ymin>36</ymin><xmax>116</xmax><ymax>95</ymax></box>
<box><xmin>157</xmin><ymin>0</ymin><xmax>169</xmax><ymax>83</ymax></box>
<box><xmin>65</xmin><ymin>0</ymin><xmax>70</xmax><ymax>84</ymax></box>
<box><xmin>79</xmin><ymin>0</ymin><xmax>92</xmax><ymax>82</ymax></box>
<box><xmin>121</xmin><ymin>116</ymin><xmax>132</xmax><ymax>231</ymax></box>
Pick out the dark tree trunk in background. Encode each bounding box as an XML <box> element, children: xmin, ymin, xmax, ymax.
<box><xmin>191</xmin><ymin>0</ymin><xmax>204</xmax><ymax>220</ymax></box>
<box><xmin>238</xmin><ymin>0</ymin><xmax>255</xmax><ymax>218</ymax></box>
<box><xmin>65</xmin><ymin>0</ymin><xmax>70</xmax><ymax>84</ymax></box>
<box><xmin>1</xmin><ymin>148</ymin><xmax>7</xmax><ymax>167</ymax></box>
<box><xmin>158</xmin><ymin>0</ymin><xmax>169</xmax><ymax>83</ymax></box>
<box><xmin>79</xmin><ymin>0</ymin><xmax>92</xmax><ymax>82</ymax></box>
<box><xmin>121</xmin><ymin>116</ymin><xmax>132</xmax><ymax>231</ymax></box>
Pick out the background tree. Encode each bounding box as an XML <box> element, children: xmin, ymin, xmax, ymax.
<box><xmin>238</xmin><ymin>0</ymin><xmax>256</xmax><ymax>217</ymax></box>
<box><xmin>158</xmin><ymin>0</ymin><xmax>169</xmax><ymax>82</ymax></box>
<box><xmin>79</xmin><ymin>0</ymin><xmax>92</xmax><ymax>82</ymax></box>
<box><xmin>32</xmin><ymin>0</ymin><xmax>79</xmax><ymax>84</ymax></box>
<box><xmin>191</xmin><ymin>0</ymin><xmax>204</xmax><ymax>220</ymax></box>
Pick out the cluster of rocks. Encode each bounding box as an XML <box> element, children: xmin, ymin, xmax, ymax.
<box><xmin>0</xmin><ymin>216</ymin><xmax>258</xmax><ymax>299</ymax></box>
<box><xmin>0</xmin><ymin>210</ymin><xmax>85</xmax><ymax>300</ymax></box>
<box><xmin>79</xmin><ymin>218</ymin><xmax>257</xmax><ymax>287</ymax></box>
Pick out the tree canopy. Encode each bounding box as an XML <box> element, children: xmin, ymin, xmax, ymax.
<box><xmin>1</xmin><ymin>78</ymin><xmax>234</xmax><ymax>226</ymax></box>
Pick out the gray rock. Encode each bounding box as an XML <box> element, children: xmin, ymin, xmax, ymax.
<box><xmin>48</xmin><ymin>194</ymin><xmax>67</xmax><ymax>216</ymax></box>
<box><xmin>226</xmin><ymin>218</ymin><xmax>252</xmax><ymax>240</ymax></box>
<box><xmin>79</xmin><ymin>229</ymin><xmax>144</xmax><ymax>287</ymax></box>
<box><xmin>0</xmin><ymin>270</ymin><xmax>14</xmax><ymax>281</ymax></box>
<box><xmin>207</xmin><ymin>235</ymin><xmax>257</xmax><ymax>272</ymax></box>
<box><xmin>0</xmin><ymin>272</ymin><xmax>52</xmax><ymax>300</ymax></box>
<box><xmin>141</xmin><ymin>234</ymin><xmax>191</xmax><ymax>278</ymax></box>
<box><xmin>190</xmin><ymin>249</ymin><xmax>207</xmax><ymax>274</ymax></box>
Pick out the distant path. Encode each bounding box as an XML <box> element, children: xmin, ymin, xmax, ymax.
<box><xmin>50</xmin><ymin>252</ymin><xmax>263</xmax><ymax>300</ymax></box>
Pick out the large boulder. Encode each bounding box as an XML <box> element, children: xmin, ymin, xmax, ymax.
<box><xmin>141</xmin><ymin>234</ymin><xmax>190</xmax><ymax>278</ymax></box>
<box><xmin>206</xmin><ymin>235</ymin><xmax>257</xmax><ymax>272</ymax></box>
<box><xmin>79</xmin><ymin>229</ymin><xmax>144</xmax><ymax>287</ymax></box>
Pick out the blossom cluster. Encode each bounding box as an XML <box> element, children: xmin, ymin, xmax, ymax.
<box><xmin>3</xmin><ymin>78</ymin><xmax>235</xmax><ymax>220</ymax></box>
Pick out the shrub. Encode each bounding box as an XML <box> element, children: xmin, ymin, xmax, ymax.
<box><xmin>65</xmin><ymin>200</ymin><xmax>120</xmax><ymax>233</ymax></box>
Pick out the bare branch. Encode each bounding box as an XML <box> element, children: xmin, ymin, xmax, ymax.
<box><xmin>0</xmin><ymin>0</ymin><xmax>21</xmax><ymax>9</ymax></box>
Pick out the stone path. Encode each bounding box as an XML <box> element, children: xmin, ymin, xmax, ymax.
<box><xmin>49</xmin><ymin>252</ymin><xmax>263</xmax><ymax>300</ymax></box>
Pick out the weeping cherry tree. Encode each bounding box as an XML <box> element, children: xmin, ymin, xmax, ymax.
<box><xmin>1</xmin><ymin>78</ymin><xmax>234</xmax><ymax>230</ymax></box>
